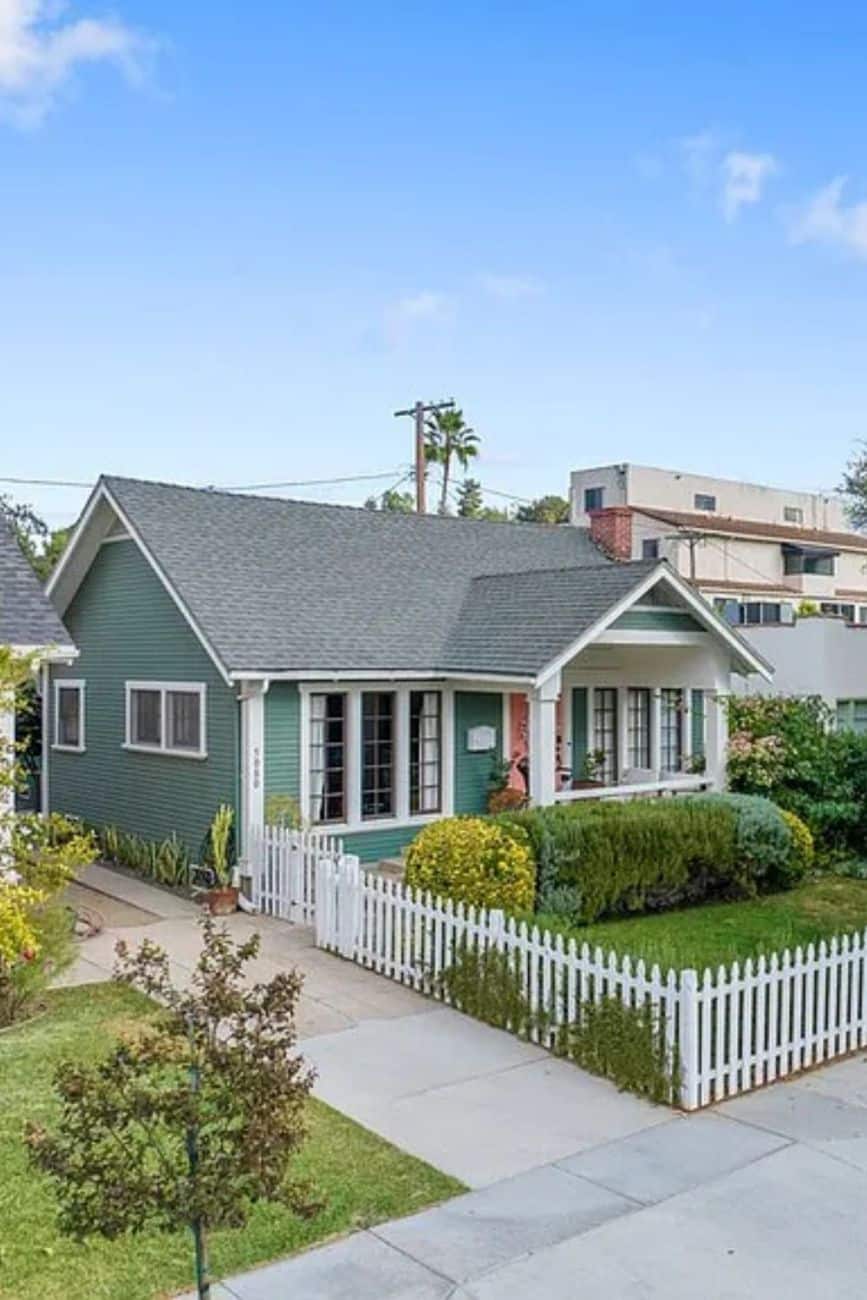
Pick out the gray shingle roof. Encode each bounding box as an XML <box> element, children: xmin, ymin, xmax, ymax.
<box><xmin>441</xmin><ymin>561</ymin><xmax>659</xmax><ymax>675</ymax></box>
<box><xmin>0</xmin><ymin>517</ymin><xmax>72</xmax><ymax>648</ymax></box>
<box><xmin>102</xmin><ymin>476</ymin><xmax>653</xmax><ymax>676</ymax></box>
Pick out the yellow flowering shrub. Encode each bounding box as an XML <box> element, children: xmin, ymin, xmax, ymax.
<box><xmin>405</xmin><ymin>817</ymin><xmax>536</xmax><ymax>913</ymax></box>
<box><xmin>779</xmin><ymin>809</ymin><xmax>815</xmax><ymax>883</ymax></box>
<box><xmin>0</xmin><ymin>884</ymin><xmax>43</xmax><ymax>966</ymax></box>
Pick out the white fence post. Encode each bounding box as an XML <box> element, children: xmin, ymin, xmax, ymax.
<box><xmin>336</xmin><ymin>854</ymin><xmax>361</xmax><ymax>959</ymax></box>
<box><xmin>679</xmin><ymin>969</ymin><xmax>700</xmax><ymax>1110</ymax></box>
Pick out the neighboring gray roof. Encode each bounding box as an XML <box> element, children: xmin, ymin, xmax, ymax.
<box><xmin>0</xmin><ymin>516</ymin><xmax>72</xmax><ymax>648</ymax></box>
<box><xmin>100</xmin><ymin>476</ymin><xmax>634</xmax><ymax>675</ymax></box>
<box><xmin>441</xmin><ymin>561</ymin><xmax>659</xmax><ymax>675</ymax></box>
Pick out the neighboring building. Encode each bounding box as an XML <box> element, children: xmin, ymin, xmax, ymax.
<box><xmin>43</xmin><ymin>476</ymin><xmax>769</xmax><ymax>862</ymax></box>
<box><xmin>0</xmin><ymin>516</ymin><xmax>77</xmax><ymax>815</ymax></box>
<box><xmin>570</xmin><ymin>461</ymin><xmax>867</xmax><ymax>712</ymax></box>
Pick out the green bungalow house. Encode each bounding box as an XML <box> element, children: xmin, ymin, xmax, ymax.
<box><xmin>44</xmin><ymin>476</ymin><xmax>772</xmax><ymax>863</ymax></box>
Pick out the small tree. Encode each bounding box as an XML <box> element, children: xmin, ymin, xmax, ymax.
<box><xmin>515</xmin><ymin>494</ymin><xmax>570</xmax><ymax>524</ymax></box>
<box><xmin>26</xmin><ymin>918</ymin><xmax>317</xmax><ymax>1299</ymax></box>
<box><xmin>839</xmin><ymin>442</ymin><xmax>867</xmax><ymax>531</ymax></box>
<box><xmin>456</xmin><ymin>477</ymin><xmax>484</xmax><ymax>518</ymax></box>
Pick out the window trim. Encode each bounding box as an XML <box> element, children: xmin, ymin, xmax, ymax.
<box><xmin>299</xmin><ymin>682</ymin><xmax>453</xmax><ymax>833</ymax></box>
<box><xmin>53</xmin><ymin>678</ymin><xmax>86</xmax><ymax>753</ymax></box>
<box><xmin>124</xmin><ymin>681</ymin><xmax>208</xmax><ymax>760</ymax></box>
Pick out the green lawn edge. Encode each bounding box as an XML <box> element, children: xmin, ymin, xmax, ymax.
<box><xmin>534</xmin><ymin>876</ymin><xmax>867</xmax><ymax>971</ymax></box>
<box><xmin>0</xmin><ymin>983</ymin><xmax>464</xmax><ymax>1300</ymax></box>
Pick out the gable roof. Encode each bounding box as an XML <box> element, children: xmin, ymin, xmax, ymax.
<box><xmin>0</xmin><ymin>517</ymin><xmax>74</xmax><ymax>651</ymax></box>
<box><xmin>441</xmin><ymin>561</ymin><xmax>660</xmax><ymax>675</ymax></box>
<box><xmin>50</xmin><ymin>476</ymin><xmax>770</xmax><ymax>682</ymax></box>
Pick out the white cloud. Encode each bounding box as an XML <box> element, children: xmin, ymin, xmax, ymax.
<box><xmin>721</xmin><ymin>150</ymin><xmax>778</xmax><ymax>221</ymax></box>
<box><xmin>478</xmin><ymin>273</ymin><xmax>544</xmax><ymax>301</ymax></box>
<box><xmin>789</xmin><ymin>176</ymin><xmax>867</xmax><ymax>259</ymax></box>
<box><xmin>0</xmin><ymin>0</ymin><xmax>152</xmax><ymax>126</ymax></box>
<box><xmin>392</xmin><ymin>290</ymin><xmax>450</xmax><ymax>320</ymax></box>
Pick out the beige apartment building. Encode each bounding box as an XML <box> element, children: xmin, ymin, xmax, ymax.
<box><xmin>570</xmin><ymin>462</ymin><xmax>867</xmax><ymax>718</ymax></box>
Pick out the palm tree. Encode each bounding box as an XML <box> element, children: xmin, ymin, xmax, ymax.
<box><xmin>424</xmin><ymin>408</ymin><xmax>479</xmax><ymax>514</ymax></box>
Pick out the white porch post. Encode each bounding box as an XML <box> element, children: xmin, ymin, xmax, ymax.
<box><xmin>705</xmin><ymin>687</ymin><xmax>728</xmax><ymax>790</ymax></box>
<box><xmin>528</xmin><ymin>673</ymin><xmax>561</xmax><ymax>808</ymax></box>
<box><xmin>239</xmin><ymin>680</ymin><xmax>268</xmax><ymax>859</ymax></box>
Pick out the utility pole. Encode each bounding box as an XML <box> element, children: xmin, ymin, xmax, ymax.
<box><xmin>394</xmin><ymin>398</ymin><xmax>455</xmax><ymax>513</ymax></box>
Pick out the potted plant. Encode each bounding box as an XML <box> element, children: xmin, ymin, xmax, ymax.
<box><xmin>572</xmin><ymin>749</ymin><xmax>607</xmax><ymax>790</ymax></box>
<box><xmin>204</xmin><ymin>805</ymin><xmax>237</xmax><ymax>915</ymax></box>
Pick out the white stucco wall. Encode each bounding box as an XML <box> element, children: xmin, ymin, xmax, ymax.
<box><xmin>733</xmin><ymin>620</ymin><xmax>867</xmax><ymax>706</ymax></box>
<box><xmin>571</xmin><ymin>462</ymin><xmax>846</xmax><ymax>531</ymax></box>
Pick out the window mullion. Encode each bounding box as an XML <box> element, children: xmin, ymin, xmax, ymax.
<box><xmin>396</xmin><ymin>689</ymin><xmax>410</xmax><ymax>821</ymax></box>
<box><xmin>347</xmin><ymin>690</ymin><xmax>362</xmax><ymax>827</ymax></box>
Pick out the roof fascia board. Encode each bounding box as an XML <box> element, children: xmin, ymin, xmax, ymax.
<box><xmin>230</xmin><ymin>668</ymin><xmax>536</xmax><ymax>685</ymax></box>
<box><xmin>45</xmin><ymin>480</ymin><xmax>106</xmax><ymax>603</ymax></box>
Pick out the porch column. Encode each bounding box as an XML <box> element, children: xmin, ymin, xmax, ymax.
<box><xmin>705</xmin><ymin>688</ymin><xmax>728</xmax><ymax>790</ymax></box>
<box><xmin>239</xmin><ymin>680</ymin><xmax>268</xmax><ymax>860</ymax></box>
<box><xmin>650</xmin><ymin>687</ymin><xmax>663</xmax><ymax>778</ymax></box>
<box><xmin>528</xmin><ymin>673</ymin><xmax>561</xmax><ymax>808</ymax></box>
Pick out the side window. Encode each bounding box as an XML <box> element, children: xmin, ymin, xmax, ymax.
<box><xmin>54</xmin><ymin>681</ymin><xmax>85</xmax><ymax>751</ymax></box>
<box><xmin>584</xmin><ymin>486</ymin><xmax>604</xmax><ymax>512</ymax></box>
<box><xmin>694</xmin><ymin>493</ymin><xmax>717</xmax><ymax>512</ymax></box>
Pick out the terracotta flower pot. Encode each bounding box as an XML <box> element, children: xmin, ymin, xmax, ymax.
<box><xmin>205</xmin><ymin>885</ymin><xmax>239</xmax><ymax>916</ymax></box>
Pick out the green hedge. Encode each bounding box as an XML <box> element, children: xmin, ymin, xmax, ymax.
<box><xmin>493</xmin><ymin>793</ymin><xmax>803</xmax><ymax>924</ymax></box>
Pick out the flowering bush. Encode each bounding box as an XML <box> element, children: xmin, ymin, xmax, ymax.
<box><xmin>405</xmin><ymin>817</ymin><xmax>536</xmax><ymax>913</ymax></box>
<box><xmin>726</xmin><ymin>730</ymin><xmax>786</xmax><ymax>791</ymax></box>
<box><xmin>0</xmin><ymin>647</ymin><xmax>97</xmax><ymax>1025</ymax></box>
<box><xmin>778</xmin><ymin>809</ymin><xmax>815</xmax><ymax>885</ymax></box>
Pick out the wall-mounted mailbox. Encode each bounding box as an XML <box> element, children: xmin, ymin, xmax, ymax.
<box><xmin>466</xmin><ymin>724</ymin><xmax>497</xmax><ymax>752</ymax></box>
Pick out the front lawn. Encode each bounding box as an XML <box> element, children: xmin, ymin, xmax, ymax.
<box><xmin>0</xmin><ymin>984</ymin><xmax>462</xmax><ymax>1300</ymax></box>
<box><xmin>538</xmin><ymin>876</ymin><xmax>867</xmax><ymax>971</ymax></box>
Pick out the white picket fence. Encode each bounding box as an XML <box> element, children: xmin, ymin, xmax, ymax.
<box><xmin>246</xmin><ymin>826</ymin><xmax>348</xmax><ymax>925</ymax></box>
<box><xmin>311</xmin><ymin>855</ymin><xmax>867</xmax><ymax>1110</ymax></box>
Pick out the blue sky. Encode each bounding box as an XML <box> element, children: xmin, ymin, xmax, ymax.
<box><xmin>3</xmin><ymin>1</ymin><xmax>867</xmax><ymax>529</ymax></box>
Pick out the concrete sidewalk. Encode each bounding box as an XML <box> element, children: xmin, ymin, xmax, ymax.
<box><xmin>64</xmin><ymin>866</ymin><xmax>867</xmax><ymax>1299</ymax></box>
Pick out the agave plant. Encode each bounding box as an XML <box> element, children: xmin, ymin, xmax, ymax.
<box><xmin>209</xmin><ymin>805</ymin><xmax>235</xmax><ymax>887</ymax></box>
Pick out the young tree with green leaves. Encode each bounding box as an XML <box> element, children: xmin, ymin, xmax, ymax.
<box><xmin>363</xmin><ymin>488</ymin><xmax>416</xmax><ymax>514</ymax></box>
<box><xmin>424</xmin><ymin>408</ymin><xmax>479</xmax><ymax>514</ymax></box>
<box><xmin>456</xmin><ymin>477</ymin><xmax>484</xmax><ymax>517</ymax></box>
<box><xmin>26</xmin><ymin>918</ymin><xmax>317</xmax><ymax>1300</ymax></box>
<box><xmin>0</xmin><ymin>495</ymin><xmax>70</xmax><ymax>579</ymax></box>
<box><xmin>839</xmin><ymin>443</ymin><xmax>867</xmax><ymax>531</ymax></box>
<box><xmin>515</xmin><ymin>494</ymin><xmax>570</xmax><ymax>524</ymax></box>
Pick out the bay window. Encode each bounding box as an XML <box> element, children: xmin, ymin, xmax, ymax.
<box><xmin>410</xmin><ymin>690</ymin><xmax>441</xmax><ymax>813</ymax></box>
<box><xmin>309</xmin><ymin>693</ymin><xmax>346</xmax><ymax>824</ymax></box>
<box><xmin>306</xmin><ymin>685</ymin><xmax>446</xmax><ymax>827</ymax></box>
<box><xmin>361</xmin><ymin>691</ymin><xmax>395</xmax><ymax>819</ymax></box>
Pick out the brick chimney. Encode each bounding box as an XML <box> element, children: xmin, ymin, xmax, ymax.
<box><xmin>589</xmin><ymin>506</ymin><xmax>633</xmax><ymax>561</ymax></box>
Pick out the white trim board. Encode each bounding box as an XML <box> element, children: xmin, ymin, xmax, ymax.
<box><xmin>124</xmin><ymin>680</ymin><xmax>208</xmax><ymax>760</ymax></box>
<box><xmin>52</xmin><ymin>678</ymin><xmax>86</xmax><ymax>753</ymax></box>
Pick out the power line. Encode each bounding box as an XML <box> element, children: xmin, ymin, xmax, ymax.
<box><xmin>0</xmin><ymin>475</ymin><xmax>92</xmax><ymax>489</ymax></box>
<box><xmin>0</xmin><ymin>469</ymin><xmax>408</xmax><ymax>494</ymax></box>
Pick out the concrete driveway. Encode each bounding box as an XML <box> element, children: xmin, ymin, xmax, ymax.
<box><xmin>64</xmin><ymin>866</ymin><xmax>867</xmax><ymax>1299</ymax></box>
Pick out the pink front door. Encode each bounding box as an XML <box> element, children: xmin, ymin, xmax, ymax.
<box><xmin>506</xmin><ymin>692</ymin><xmax>566</xmax><ymax>795</ymax></box>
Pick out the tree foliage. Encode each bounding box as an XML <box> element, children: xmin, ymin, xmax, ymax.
<box><xmin>424</xmin><ymin>408</ymin><xmax>479</xmax><ymax>514</ymax></box>
<box><xmin>0</xmin><ymin>647</ymin><xmax>95</xmax><ymax>1026</ymax></box>
<box><xmin>0</xmin><ymin>495</ymin><xmax>69</xmax><ymax>580</ymax></box>
<box><xmin>26</xmin><ymin>918</ymin><xmax>317</xmax><ymax>1298</ymax></box>
<box><xmin>363</xmin><ymin>488</ymin><xmax>415</xmax><ymax>514</ymax></box>
<box><xmin>515</xmin><ymin>494</ymin><xmax>570</xmax><ymax>524</ymax></box>
<box><xmin>839</xmin><ymin>442</ymin><xmax>867</xmax><ymax>531</ymax></box>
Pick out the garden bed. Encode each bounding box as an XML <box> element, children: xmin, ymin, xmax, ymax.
<box><xmin>0</xmin><ymin>984</ymin><xmax>463</xmax><ymax>1300</ymax></box>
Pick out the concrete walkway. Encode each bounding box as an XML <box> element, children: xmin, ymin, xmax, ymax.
<box><xmin>63</xmin><ymin>866</ymin><xmax>867</xmax><ymax>1299</ymax></box>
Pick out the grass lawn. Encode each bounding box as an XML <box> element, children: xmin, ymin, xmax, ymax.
<box><xmin>545</xmin><ymin>876</ymin><xmax>867</xmax><ymax>972</ymax></box>
<box><xmin>0</xmin><ymin>984</ymin><xmax>463</xmax><ymax>1300</ymax></box>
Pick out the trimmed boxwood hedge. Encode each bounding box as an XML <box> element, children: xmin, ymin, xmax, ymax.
<box><xmin>491</xmin><ymin>793</ymin><xmax>806</xmax><ymax>924</ymax></box>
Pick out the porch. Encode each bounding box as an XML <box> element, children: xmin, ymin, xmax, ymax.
<box><xmin>512</xmin><ymin>641</ymin><xmax>729</xmax><ymax>808</ymax></box>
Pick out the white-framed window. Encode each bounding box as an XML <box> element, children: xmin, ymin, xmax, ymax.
<box><xmin>784</xmin><ymin>505</ymin><xmax>803</xmax><ymax>524</ymax></box>
<box><xmin>124</xmin><ymin>681</ymin><xmax>207</xmax><ymax>759</ymax></box>
<box><xmin>694</xmin><ymin>493</ymin><xmax>717</xmax><ymax>512</ymax></box>
<box><xmin>53</xmin><ymin>679</ymin><xmax>85</xmax><ymax>752</ymax></box>
<box><xmin>660</xmin><ymin>688</ymin><xmax>684</xmax><ymax>772</ymax></box>
<box><xmin>627</xmin><ymin>687</ymin><xmax>651</xmax><ymax>768</ymax></box>
<box><xmin>302</xmin><ymin>683</ymin><xmax>450</xmax><ymax>830</ymax></box>
<box><xmin>592</xmin><ymin>687</ymin><xmax>618</xmax><ymax>784</ymax></box>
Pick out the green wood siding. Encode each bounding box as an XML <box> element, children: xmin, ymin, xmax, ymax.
<box><xmin>571</xmin><ymin>686</ymin><xmax>588</xmax><ymax>777</ymax></box>
<box><xmin>343</xmin><ymin>824</ymin><xmax>423</xmax><ymax>862</ymax></box>
<box><xmin>264</xmin><ymin>683</ymin><xmax>301</xmax><ymax>813</ymax></box>
<box><xmin>612</xmin><ymin>609</ymin><xmax>703</xmax><ymax>632</ymax></box>
<box><xmin>453</xmin><ymin>691</ymin><xmax>502</xmax><ymax>815</ymax></box>
<box><xmin>49</xmin><ymin>539</ymin><xmax>239</xmax><ymax>855</ymax></box>
<box><xmin>691</xmin><ymin>688</ymin><xmax>706</xmax><ymax>757</ymax></box>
